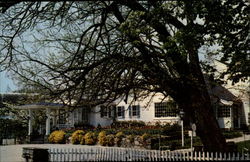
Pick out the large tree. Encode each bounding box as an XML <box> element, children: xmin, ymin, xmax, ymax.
<box><xmin>0</xmin><ymin>1</ymin><xmax>249</xmax><ymax>151</ymax></box>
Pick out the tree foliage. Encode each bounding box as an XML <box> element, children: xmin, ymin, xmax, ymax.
<box><xmin>0</xmin><ymin>0</ymin><xmax>249</xmax><ymax>151</ymax></box>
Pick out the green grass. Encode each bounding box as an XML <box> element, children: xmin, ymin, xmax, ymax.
<box><xmin>222</xmin><ymin>130</ymin><xmax>243</xmax><ymax>139</ymax></box>
<box><xmin>236</xmin><ymin>140</ymin><xmax>250</xmax><ymax>153</ymax></box>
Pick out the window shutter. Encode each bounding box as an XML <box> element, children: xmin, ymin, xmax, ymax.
<box><xmin>122</xmin><ymin>106</ymin><xmax>125</xmax><ymax>118</ymax></box>
<box><xmin>100</xmin><ymin>106</ymin><xmax>104</xmax><ymax>117</ymax></box>
<box><xmin>137</xmin><ymin>105</ymin><xmax>140</xmax><ymax>118</ymax></box>
<box><xmin>129</xmin><ymin>106</ymin><xmax>132</xmax><ymax>118</ymax></box>
<box><xmin>113</xmin><ymin>106</ymin><xmax>116</xmax><ymax>118</ymax></box>
<box><xmin>108</xmin><ymin>107</ymin><xmax>112</xmax><ymax>118</ymax></box>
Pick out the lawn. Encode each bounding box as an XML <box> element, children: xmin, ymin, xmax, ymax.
<box><xmin>236</xmin><ymin>140</ymin><xmax>250</xmax><ymax>153</ymax></box>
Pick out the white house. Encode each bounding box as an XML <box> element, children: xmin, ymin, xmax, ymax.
<box><xmin>88</xmin><ymin>93</ymin><xmax>180</xmax><ymax>127</ymax></box>
<box><xmin>32</xmin><ymin>78</ymin><xmax>248</xmax><ymax>131</ymax></box>
<box><xmin>11</xmin><ymin>61</ymin><xmax>249</xmax><ymax>136</ymax></box>
<box><xmin>67</xmin><ymin>60</ymin><xmax>249</xmax><ymax>129</ymax></box>
<box><xmin>208</xmin><ymin>60</ymin><xmax>250</xmax><ymax>129</ymax></box>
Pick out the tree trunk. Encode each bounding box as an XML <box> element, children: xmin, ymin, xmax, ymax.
<box><xmin>177</xmin><ymin>84</ymin><xmax>228</xmax><ymax>152</ymax></box>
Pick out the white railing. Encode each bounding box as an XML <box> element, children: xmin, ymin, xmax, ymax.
<box><xmin>49</xmin><ymin>146</ymin><xmax>250</xmax><ymax>161</ymax></box>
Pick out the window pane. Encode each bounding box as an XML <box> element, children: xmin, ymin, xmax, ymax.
<box><xmin>128</xmin><ymin>105</ymin><xmax>140</xmax><ymax>118</ymax></box>
<box><xmin>132</xmin><ymin>105</ymin><xmax>137</xmax><ymax>116</ymax></box>
<box><xmin>155</xmin><ymin>102</ymin><xmax>177</xmax><ymax>117</ymax></box>
<box><xmin>217</xmin><ymin>105</ymin><xmax>231</xmax><ymax>118</ymax></box>
<box><xmin>117</xmin><ymin>106</ymin><xmax>124</xmax><ymax>118</ymax></box>
<box><xmin>100</xmin><ymin>106</ymin><xmax>107</xmax><ymax>117</ymax></box>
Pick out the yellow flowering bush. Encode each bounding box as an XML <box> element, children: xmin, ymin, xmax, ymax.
<box><xmin>80</xmin><ymin>136</ymin><xmax>85</xmax><ymax>145</ymax></box>
<box><xmin>141</xmin><ymin>133</ymin><xmax>150</xmax><ymax>142</ymax></box>
<box><xmin>115</xmin><ymin>132</ymin><xmax>125</xmax><ymax>138</ymax></box>
<box><xmin>84</xmin><ymin>132</ymin><xmax>96</xmax><ymax>145</ymax></box>
<box><xmin>98</xmin><ymin>131</ymin><xmax>107</xmax><ymax>146</ymax></box>
<box><xmin>115</xmin><ymin>132</ymin><xmax>125</xmax><ymax>146</ymax></box>
<box><xmin>106</xmin><ymin>134</ymin><xmax>115</xmax><ymax>146</ymax></box>
<box><xmin>127</xmin><ymin>135</ymin><xmax>135</xmax><ymax>144</ymax></box>
<box><xmin>71</xmin><ymin>130</ymin><xmax>85</xmax><ymax>144</ymax></box>
<box><xmin>48</xmin><ymin>130</ymin><xmax>66</xmax><ymax>144</ymax></box>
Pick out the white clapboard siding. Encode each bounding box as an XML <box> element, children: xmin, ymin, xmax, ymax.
<box><xmin>49</xmin><ymin>146</ymin><xmax>250</xmax><ymax>161</ymax></box>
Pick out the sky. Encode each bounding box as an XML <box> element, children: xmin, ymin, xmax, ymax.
<box><xmin>0</xmin><ymin>45</ymin><xmax>215</xmax><ymax>94</ymax></box>
<box><xmin>0</xmin><ymin>3</ymin><xmax>220</xmax><ymax>94</ymax></box>
<box><xmin>0</xmin><ymin>71</ymin><xmax>17</xmax><ymax>93</ymax></box>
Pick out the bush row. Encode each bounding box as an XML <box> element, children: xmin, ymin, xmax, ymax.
<box><xmin>48</xmin><ymin>130</ymin><xmax>151</xmax><ymax>147</ymax></box>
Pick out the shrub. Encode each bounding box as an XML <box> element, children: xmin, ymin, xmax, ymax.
<box><xmin>236</xmin><ymin>140</ymin><xmax>250</xmax><ymax>153</ymax></box>
<box><xmin>115</xmin><ymin>132</ymin><xmax>125</xmax><ymax>146</ymax></box>
<box><xmin>141</xmin><ymin>133</ymin><xmax>151</xmax><ymax>142</ymax></box>
<box><xmin>129</xmin><ymin>120</ymin><xmax>146</xmax><ymax>127</ymax></box>
<box><xmin>162</xmin><ymin>123</ymin><xmax>181</xmax><ymax>140</ymax></box>
<box><xmin>98</xmin><ymin>131</ymin><xmax>107</xmax><ymax>146</ymax></box>
<box><xmin>112</xmin><ymin>120</ymin><xmax>146</xmax><ymax>128</ymax></box>
<box><xmin>48</xmin><ymin>130</ymin><xmax>66</xmax><ymax>144</ymax></box>
<box><xmin>80</xmin><ymin>136</ymin><xmax>85</xmax><ymax>145</ymax></box>
<box><xmin>127</xmin><ymin>135</ymin><xmax>135</xmax><ymax>144</ymax></box>
<box><xmin>71</xmin><ymin>130</ymin><xmax>85</xmax><ymax>144</ymax></box>
<box><xmin>103</xmin><ymin>128</ymin><xmax>116</xmax><ymax>135</ymax></box>
<box><xmin>84</xmin><ymin>132</ymin><xmax>97</xmax><ymax>145</ymax></box>
<box><xmin>65</xmin><ymin>132</ymin><xmax>72</xmax><ymax>144</ymax></box>
<box><xmin>106</xmin><ymin>134</ymin><xmax>115</xmax><ymax>146</ymax></box>
<box><xmin>115</xmin><ymin>132</ymin><xmax>125</xmax><ymax>138</ymax></box>
<box><xmin>154</xmin><ymin>121</ymin><xmax>161</xmax><ymax>127</ymax></box>
<box><xmin>222</xmin><ymin>130</ymin><xmax>242</xmax><ymax>139</ymax></box>
<box><xmin>0</xmin><ymin>119</ymin><xmax>28</xmax><ymax>142</ymax></box>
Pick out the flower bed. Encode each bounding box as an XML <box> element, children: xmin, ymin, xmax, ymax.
<box><xmin>49</xmin><ymin>122</ymin><xmax>198</xmax><ymax>150</ymax></box>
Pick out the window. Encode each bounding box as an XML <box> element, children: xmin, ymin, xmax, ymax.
<box><xmin>100</xmin><ymin>105</ymin><xmax>115</xmax><ymax>118</ymax></box>
<box><xmin>129</xmin><ymin>105</ymin><xmax>140</xmax><ymax>118</ymax></box>
<box><xmin>59</xmin><ymin>109</ymin><xmax>66</xmax><ymax>124</ymax></box>
<box><xmin>81</xmin><ymin>107</ymin><xmax>89</xmax><ymax>122</ymax></box>
<box><xmin>217</xmin><ymin>105</ymin><xmax>231</xmax><ymax>118</ymax></box>
<box><xmin>155</xmin><ymin>101</ymin><xmax>177</xmax><ymax>117</ymax></box>
<box><xmin>100</xmin><ymin>106</ymin><xmax>108</xmax><ymax>117</ymax></box>
<box><xmin>73</xmin><ymin>109</ymin><xmax>78</xmax><ymax>122</ymax></box>
<box><xmin>117</xmin><ymin>106</ymin><xmax>125</xmax><ymax>118</ymax></box>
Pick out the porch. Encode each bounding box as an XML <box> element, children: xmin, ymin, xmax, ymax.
<box><xmin>14</xmin><ymin>102</ymin><xmax>88</xmax><ymax>143</ymax></box>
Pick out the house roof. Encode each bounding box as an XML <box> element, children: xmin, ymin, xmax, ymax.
<box><xmin>204</xmin><ymin>73</ymin><xmax>242</xmax><ymax>105</ymax></box>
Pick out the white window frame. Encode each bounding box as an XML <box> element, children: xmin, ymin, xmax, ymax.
<box><xmin>129</xmin><ymin>105</ymin><xmax>140</xmax><ymax>118</ymax></box>
<box><xmin>117</xmin><ymin>106</ymin><xmax>125</xmax><ymax>118</ymax></box>
<box><xmin>154</xmin><ymin>101</ymin><xmax>177</xmax><ymax>118</ymax></box>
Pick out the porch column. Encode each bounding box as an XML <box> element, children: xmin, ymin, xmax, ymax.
<box><xmin>46</xmin><ymin>108</ymin><xmax>51</xmax><ymax>135</ymax></box>
<box><xmin>28</xmin><ymin>109</ymin><xmax>33</xmax><ymax>135</ymax></box>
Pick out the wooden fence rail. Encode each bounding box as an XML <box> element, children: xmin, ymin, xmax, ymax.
<box><xmin>49</xmin><ymin>146</ymin><xmax>250</xmax><ymax>161</ymax></box>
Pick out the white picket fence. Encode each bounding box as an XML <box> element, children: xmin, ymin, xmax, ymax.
<box><xmin>49</xmin><ymin>146</ymin><xmax>250</xmax><ymax>161</ymax></box>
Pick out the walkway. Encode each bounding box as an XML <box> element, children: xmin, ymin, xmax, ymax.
<box><xmin>226</xmin><ymin>134</ymin><xmax>250</xmax><ymax>143</ymax></box>
<box><xmin>0</xmin><ymin>144</ymin><xmax>104</xmax><ymax>162</ymax></box>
